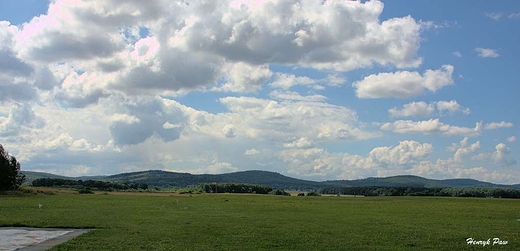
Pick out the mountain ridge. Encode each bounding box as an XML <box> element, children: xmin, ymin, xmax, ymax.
<box><xmin>22</xmin><ymin>170</ymin><xmax>520</xmax><ymax>190</ymax></box>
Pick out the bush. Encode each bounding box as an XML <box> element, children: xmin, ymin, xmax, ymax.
<box><xmin>306</xmin><ymin>191</ymin><xmax>320</xmax><ymax>196</ymax></box>
<box><xmin>268</xmin><ymin>189</ymin><xmax>291</xmax><ymax>196</ymax></box>
<box><xmin>78</xmin><ymin>187</ymin><xmax>94</xmax><ymax>194</ymax></box>
<box><xmin>297</xmin><ymin>193</ymin><xmax>305</xmax><ymax>196</ymax></box>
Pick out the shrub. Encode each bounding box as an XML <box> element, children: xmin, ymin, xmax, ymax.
<box><xmin>78</xmin><ymin>187</ymin><xmax>94</xmax><ymax>194</ymax></box>
<box><xmin>268</xmin><ymin>189</ymin><xmax>291</xmax><ymax>196</ymax></box>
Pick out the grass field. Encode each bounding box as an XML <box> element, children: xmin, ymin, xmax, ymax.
<box><xmin>0</xmin><ymin>191</ymin><xmax>519</xmax><ymax>250</ymax></box>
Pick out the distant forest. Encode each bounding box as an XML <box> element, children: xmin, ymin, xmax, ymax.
<box><xmin>198</xmin><ymin>183</ymin><xmax>273</xmax><ymax>194</ymax></box>
<box><xmin>318</xmin><ymin>186</ymin><xmax>520</xmax><ymax>198</ymax></box>
<box><xmin>31</xmin><ymin>177</ymin><xmax>520</xmax><ymax>198</ymax></box>
<box><xmin>32</xmin><ymin>178</ymin><xmax>148</xmax><ymax>191</ymax></box>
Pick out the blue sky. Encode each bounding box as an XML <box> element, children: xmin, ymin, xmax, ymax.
<box><xmin>0</xmin><ymin>0</ymin><xmax>518</xmax><ymax>184</ymax></box>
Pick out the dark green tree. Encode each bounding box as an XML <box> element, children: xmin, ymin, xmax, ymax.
<box><xmin>0</xmin><ymin>144</ymin><xmax>25</xmax><ymax>191</ymax></box>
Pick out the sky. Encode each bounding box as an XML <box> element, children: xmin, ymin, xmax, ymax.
<box><xmin>0</xmin><ymin>0</ymin><xmax>519</xmax><ymax>184</ymax></box>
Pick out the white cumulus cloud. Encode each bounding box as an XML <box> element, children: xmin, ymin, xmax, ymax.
<box><xmin>222</xmin><ymin>124</ymin><xmax>237</xmax><ymax>138</ymax></box>
<box><xmin>353</xmin><ymin>65</ymin><xmax>454</xmax><ymax>99</ymax></box>
<box><xmin>473</xmin><ymin>143</ymin><xmax>517</xmax><ymax>166</ymax></box>
<box><xmin>284</xmin><ymin>137</ymin><xmax>314</xmax><ymax>148</ymax></box>
<box><xmin>279</xmin><ymin>140</ymin><xmax>433</xmax><ymax>179</ymax></box>
<box><xmin>110</xmin><ymin>114</ymin><xmax>140</xmax><ymax>124</ymax></box>
<box><xmin>214</xmin><ymin>62</ymin><xmax>273</xmax><ymax>93</ymax></box>
<box><xmin>388</xmin><ymin>100</ymin><xmax>470</xmax><ymax>118</ymax></box>
<box><xmin>447</xmin><ymin>137</ymin><xmax>481</xmax><ymax>162</ymax></box>
<box><xmin>0</xmin><ymin>103</ymin><xmax>45</xmax><ymax>137</ymax></box>
<box><xmin>218</xmin><ymin>95</ymin><xmax>380</xmax><ymax>142</ymax></box>
<box><xmin>2</xmin><ymin>0</ymin><xmax>426</xmax><ymax>99</ymax></box>
<box><xmin>380</xmin><ymin>119</ymin><xmax>482</xmax><ymax>137</ymax></box>
<box><xmin>269</xmin><ymin>90</ymin><xmax>327</xmax><ymax>102</ymax></box>
<box><xmin>485</xmin><ymin>12</ymin><xmax>504</xmax><ymax>20</ymax></box>
<box><xmin>475</xmin><ymin>47</ymin><xmax>500</xmax><ymax>58</ymax></box>
<box><xmin>244</xmin><ymin>148</ymin><xmax>260</xmax><ymax>155</ymax></box>
<box><xmin>484</xmin><ymin>121</ymin><xmax>513</xmax><ymax>130</ymax></box>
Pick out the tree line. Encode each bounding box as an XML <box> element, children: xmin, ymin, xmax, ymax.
<box><xmin>318</xmin><ymin>186</ymin><xmax>520</xmax><ymax>198</ymax></box>
<box><xmin>32</xmin><ymin>178</ymin><xmax>148</xmax><ymax>191</ymax></box>
<box><xmin>199</xmin><ymin>182</ymin><xmax>273</xmax><ymax>194</ymax></box>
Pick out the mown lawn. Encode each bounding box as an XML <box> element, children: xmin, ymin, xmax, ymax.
<box><xmin>0</xmin><ymin>192</ymin><xmax>519</xmax><ymax>250</ymax></box>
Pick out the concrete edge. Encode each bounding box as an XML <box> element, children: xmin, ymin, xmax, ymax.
<box><xmin>8</xmin><ymin>228</ymin><xmax>94</xmax><ymax>251</ymax></box>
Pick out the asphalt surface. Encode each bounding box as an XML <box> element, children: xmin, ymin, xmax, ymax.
<box><xmin>0</xmin><ymin>227</ymin><xmax>92</xmax><ymax>251</ymax></box>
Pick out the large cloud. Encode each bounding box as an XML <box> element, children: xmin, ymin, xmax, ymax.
<box><xmin>0</xmin><ymin>21</ymin><xmax>33</xmax><ymax>77</ymax></box>
<box><xmin>172</xmin><ymin>0</ymin><xmax>422</xmax><ymax>70</ymax></box>
<box><xmin>0</xmin><ymin>97</ymin><xmax>187</xmax><ymax>175</ymax></box>
<box><xmin>217</xmin><ymin>95</ymin><xmax>380</xmax><ymax>142</ymax></box>
<box><xmin>0</xmin><ymin>103</ymin><xmax>45</xmax><ymax>137</ymax></box>
<box><xmin>54</xmin><ymin>71</ymin><xmax>109</xmax><ymax>108</ymax></box>
<box><xmin>279</xmin><ymin>140</ymin><xmax>433</xmax><ymax>178</ymax></box>
<box><xmin>0</xmin><ymin>81</ymin><xmax>38</xmax><ymax>102</ymax></box>
<box><xmin>484</xmin><ymin>121</ymin><xmax>513</xmax><ymax>130</ymax></box>
<box><xmin>11</xmin><ymin>0</ymin><xmax>168</xmax><ymax>63</ymax></box>
<box><xmin>279</xmin><ymin>138</ymin><xmax>519</xmax><ymax>183</ymax></box>
<box><xmin>493</xmin><ymin>143</ymin><xmax>515</xmax><ymax>165</ymax></box>
<box><xmin>6</xmin><ymin>0</ymin><xmax>424</xmax><ymax>96</ymax></box>
<box><xmin>388</xmin><ymin>100</ymin><xmax>470</xmax><ymax>118</ymax></box>
<box><xmin>0</xmin><ymin>21</ymin><xmax>38</xmax><ymax>102</ymax></box>
<box><xmin>213</xmin><ymin>62</ymin><xmax>273</xmax><ymax>92</ymax></box>
<box><xmin>473</xmin><ymin>143</ymin><xmax>517</xmax><ymax>166</ymax></box>
<box><xmin>1</xmin><ymin>94</ymin><xmax>517</xmax><ymax>183</ymax></box>
<box><xmin>380</xmin><ymin>119</ymin><xmax>482</xmax><ymax>137</ymax></box>
<box><xmin>269</xmin><ymin>73</ymin><xmax>345</xmax><ymax>90</ymax></box>
<box><xmin>111</xmin><ymin>45</ymin><xmax>223</xmax><ymax>94</ymax></box>
<box><xmin>107</xmin><ymin>96</ymin><xmax>187</xmax><ymax>145</ymax></box>
<box><xmin>447</xmin><ymin>137</ymin><xmax>480</xmax><ymax>162</ymax></box>
<box><xmin>368</xmin><ymin>140</ymin><xmax>433</xmax><ymax>167</ymax></box>
<box><xmin>409</xmin><ymin>158</ymin><xmax>519</xmax><ymax>184</ymax></box>
<box><xmin>353</xmin><ymin>65</ymin><xmax>454</xmax><ymax>99</ymax></box>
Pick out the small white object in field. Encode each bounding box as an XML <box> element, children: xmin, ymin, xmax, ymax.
<box><xmin>176</xmin><ymin>199</ymin><xmax>179</xmax><ymax>204</ymax></box>
<box><xmin>38</xmin><ymin>204</ymin><xmax>42</xmax><ymax>209</ymax></box>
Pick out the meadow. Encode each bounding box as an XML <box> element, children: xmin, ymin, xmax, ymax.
<box><xmin>0</xmin><ymin>191</ymin><xmax>519</xmax><ymax>250</ymax></box>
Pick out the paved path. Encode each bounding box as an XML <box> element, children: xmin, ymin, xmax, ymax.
<box><xmin>0</xmin><ymin>227</ymin><xmax>91</xmax><ymax>251</ymax></box>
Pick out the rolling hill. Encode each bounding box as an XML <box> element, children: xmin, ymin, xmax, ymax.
<box><xmin>22</xmin><ymin>171</ymin><xmax>107</xmax><ymax>184</ymax></box>
<box><xmin>324</xmin><ymin>175</ymin><xmax>517</xmax><ymax>188</ymax></box>
<box><xmin>105</xmin><ymin>170</ymin><xmax>323</xmax><ymax>190</ymax></box>
<box><xmin>22</xmin><ymin>171</ymin><xmax>73</xmax><ymax>184</ymax></box>
<box><xmin>23</xmin><ymin>170</ymin><xmax>520</xmax><ymax>190</ymax></box>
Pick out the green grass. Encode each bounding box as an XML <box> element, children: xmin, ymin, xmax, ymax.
<box><xmin>0</xmin><ymin>192</ymin><xmax>519</xmax><ymax>250</ymax></box>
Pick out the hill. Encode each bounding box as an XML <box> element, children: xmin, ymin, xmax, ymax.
<box><xmin>21</xmin><ymin>171</ymin><xmax>108</xmax><ymax>185</ymax></box>
<box><xmin>324</xmin><ymin>175</ymin><xmax>519</xmax><ymax>188</ymax></box>
<box><xmin>105</xmin><ymin>170</ymin><xmax>323</xmax><ymax>190</ymax></box>
<box><xmin>22</xmin><ymin>171</ymin><xmax>74</xmax><ymax>184</ymax></box>
<box><xmin>23</xmin><ymin>170</ymin><xmax>520</xmax><ymax>190</ymax></box>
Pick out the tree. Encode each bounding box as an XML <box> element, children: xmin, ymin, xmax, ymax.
<box><xmin>0</xmin><ymin>144</ymin><xmax>25</xmax><ymax>191</ymax></box>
